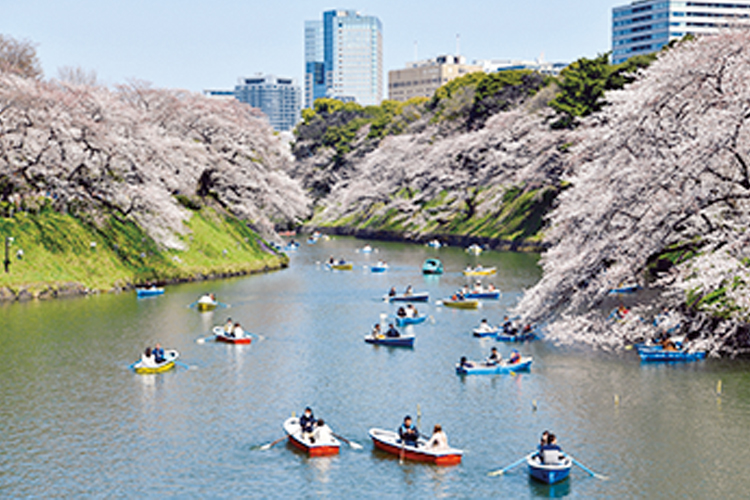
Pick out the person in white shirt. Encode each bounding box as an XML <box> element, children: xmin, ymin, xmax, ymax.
<box><xmin>141</xmin><ymin>347</ymin><xmax>156</xmax><ymax>368</ymax></box>
<box><xmin>313</xmin><ymin>419</ymin><xmax>334</xmax><ymax>444</ymax></box>
<box><xmin>427</xmin><ymin>424</ymin><xmax>449</xmax><ymax>451</ymax></box>
<box><xmin>233</xmin><ymin>322</ymin><xmax>244</xmax><ymax>339</ymax></box>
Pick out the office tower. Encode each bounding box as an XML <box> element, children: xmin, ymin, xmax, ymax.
<box><xmin>612</xmin><ymin>0</ymin><xmax>750</xmax><ymax>64</ymax></box>
<box><xmin>234</xmin><ymin>75</ymin><xmax>301</xmax><ymax>132</ymax></box>
<box><xmin>305</xmin><ymin>9</ymin><xmax>383</xmax><ymax>107</ymax></box>
<box><xmin>388</xmin><ymin>55</ymin><xmax>481</xmax><ymax>102</ymax></box>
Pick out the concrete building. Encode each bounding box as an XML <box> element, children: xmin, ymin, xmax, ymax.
<box><xmin>304</xmin><ymin>9</ymin><xmax>383</xmax><ymax>107</ymax></box>
<box><xmin>388</xmin><ymin>55</ymin><xmax>482</xmax><ymax>102</ymax></box>
<box><xmin>233</xmin><ymin>75</ymin><xmax>301</xmax><ymax>132</ymax></box>
<box><xmin>612</xmin><ymin>0</ymin><xmax>750</xmax><ymax>64</ymax></box>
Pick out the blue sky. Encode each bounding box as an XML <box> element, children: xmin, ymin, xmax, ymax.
<box><xmin>1</xmin><ymin>1</ymin><xmax>622</xmax><ymax>92</ymax></box>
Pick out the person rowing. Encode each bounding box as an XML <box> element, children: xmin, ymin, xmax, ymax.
<box><xmin>388</xmin><ymin>287</ymin><xmax>397</xmax><ymax>297</ymax></box>
<box><xmin>406</xmin><ymin>304</ymin><xmax>417</xmax><ymax>318</ymax></box>
<box><xmin>372</xmin><ymin>323</ymin><xmax>382</xmax><ymax>338</ymax></box>
<box><xmin>398</xmin><ymin>415</ymin><xmax>419</xmax><ymax>447</ymax></box>
<box><xmin>224</xmin><ymin>317</ymin><xmax>233</xmax><ymax>334</ymax></box>
<box><xmin>153</xmin><ymin>343</ymin><xmax>165</xmax><ymax>363</ymax></box>
<box><xmin>300</xmin><ymin>407</ymin><xmax>316</xmax><ymax>442</ymax></box>
<box><xmin>385</xmin><ymin>323</ymin><xmax>401</xmax><ymax>338</ymax></box>
<box><xmin>477</xmin><ymin>318</ymin><xmax>494</xmax><ymax>333</ymax></box>
<box><xmin>486</xmin><ymin>347</ymin><xmax>502</xmax><ymax>366</ymax></box>
<box><xmin>404</xmin><ymin>285</ymin><xmax>413</xmax><ymax>296</ymax></box>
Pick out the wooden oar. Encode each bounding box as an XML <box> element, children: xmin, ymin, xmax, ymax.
<box><xmin>487</xmin><ymin>452</ymin><xmax>534</xmax><ymax>477</ymax></box>
<box><xmin>332</xmin><ymin>433</ymin><xmax>363</xmax><ymax>450</ymax></box>
<box><xmin>260</xmin><ymin>436</ymin><xmax>287</xmax><ymax>451</ymax></box>
<box><xmin>571</xmin><ymin>457</ymin><xmax>609</xmax><ymax>480</ymax></box>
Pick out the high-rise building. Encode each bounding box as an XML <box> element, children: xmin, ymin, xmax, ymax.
<box><xmin>233</xmin><ymin>75</ymin><xmax>301</xmax><ymax>132</ymax></box>
<box><xmin>304</xmin><ymin>9</ymin><xmax>383</xmax><ymax>108</ymax></box>
<box><xmin>612</xmin><ymin>0</ymin><xmax>750</xmax><ymax>64</ymax></box>
<box><xmin>388</xmin><ymin>55</ymin><xmax>481</xmax><ymax>102</ymax></box>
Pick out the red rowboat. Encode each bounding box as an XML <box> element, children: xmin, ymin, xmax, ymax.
<box><xmin>212</xmin><ymin>326</ymin><xmax>252</xmax><ymax>345</ymax></box>
<box><xmin>368</xmin><ymin>428</ymin><xmax>462</xmax><ymax>466</ymax></box>
<box><xmin>283</xmin><ymin>417</ymin><xmax>340</xmax><ymax>456</ymax></box>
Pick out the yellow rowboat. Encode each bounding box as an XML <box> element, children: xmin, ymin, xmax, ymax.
<box><xmin>442</xmin><ymin>299</ymin><xmax>480</xmax><ymax>310</ymax></box>
<box><xmin>328</xmin><ymin>262</ymin><xmax>353</xmax><ymax>271</ymax></box>
<box><xmin>463</xmin><ymin>267</ymin><xmax>497</xmax><ymax>276</ymax></box>
<box><xmin>196</xmin><ymin>295</ymin><xmax>218</xmax><ymax>311</ymax></box>
<box><xmin>133</xmin><ymin>350</ymin><xmax>180</xmax><ymax>374</ymax></box>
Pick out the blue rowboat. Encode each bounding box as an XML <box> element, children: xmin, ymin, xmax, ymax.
<box><xmin>136</xmin><ymin>287</ymin><xmax>164</xmax><ymax>297</ymax></box>
<box><xmin>422</xmin><ymin>258</ymin><xmax>443</xmax><ymax>275</ymax></box>
<box><xmin>527</xmin><ymin>454</ymin><xmax>572</xmax><ymax>484</ymax></box>
<box><xmin>395</xmin><ymin>315</ymin><xmax>427</xmax><ymax>327</ymax></box>
<box><xmin>638</xmin><ymin>345</ymin><xmax>706</xmax><ymax>362</ymax></box>
<box><xmin>387</xmin><ymin>292</ymin><xmax>429</xmax><ymax>302</ymax></box>
<box><xmin>371</xmin><ymin>263</ymin><xmax>389</xmax><ymax>273</ymax></box>
<box><xmin>455</xmin><ymin>357</ymin><xmax>532</xmax><ymax>375</ymax></box>
<box><xmin>465</xmin><ymin>290</ymin><xmax>500</xmax><ymax>299</ymax></box>
<box><xmin>364</xmin><ymin>334</ymin><xmax>415</xmax><ymax>347</ymax></box>
<box><xmin>608</xmin><ymin>284</ymin><xmax>641</xmax><ymax>295</ymax></box>
<box><xmin>496</xmin><ymin>330</ymin><xmax>537</xmax><ymax>342</ymax></box>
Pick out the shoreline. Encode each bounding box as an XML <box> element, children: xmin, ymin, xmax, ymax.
<box><xmin>0</xmin><ymin>260</ymin><xmax>288</xmax><ymax>303</ymax></box>
<box><xmin>309</xmin><ymin>226</ymin><xmax>549</xmax><ymax>253</ymax></box>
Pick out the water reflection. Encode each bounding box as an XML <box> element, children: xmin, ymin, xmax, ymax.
<box><xmin>528</xmin><ymin>476</ymin><xmax>571</xmax><ymax>498</ymax></box>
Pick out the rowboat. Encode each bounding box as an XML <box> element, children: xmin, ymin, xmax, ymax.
<box><xmin>212</xmin><ymin>326</ymin><xmax>252</xmax><ymax>345</ymax></box>
<box><xmin>369</xmin><ymin>428</ymin><xmax>462</xmax><ymax>466</ymax></box>
<box><xmin>496</xmin><ymin>330</ymin><xmax>537</xmax><ymax>342</ymax></box>
<box><xmin>283</xmin><ymin>417</ymin><xmax>340</xmax><ymax>456</ymax></box>
<box><xmin>472</xmin><ymin>326</ymin><xmax>498</xmax><ymax>337</ymax></box>
<box><xmin>371</xmin><ymin>263</ymin><xmax>389</xmax><ymax>273</ymax></box>
<box><xmin>360</xmin><ymin>244</ymin><xmax>373</xmax><ymax>253</ymax></box>
<box><xmin>364</xmin><ymin>333</ymin><xmax>415</xmax><ymax>347</ymax></box>
<box><xmin>136</xmin><ymin>286</ymin><xmax>164</xmax><ymax>297</ymax></box>
<box><xmin>196</xmin><ymin>295</ymin><xmax>218</xmax><ymax>311</ymax></box>
<box><xmin>464</xmin><ymin>290</ymin><xmax>500</xmax><ymax>299</ymax></box>
<box><xmin>306</xmin><ymin>237</ymin><xmax>318</xmax><ymax>245</ymax></box>
<box><xmin>327</xmin><ymin>262</ymin><xmax>353</xmax><ymax>271</ymax></box>
<box><xmin>426</xmin><ymin>239</ymin><xmax>442</xmax><ymax>249</ymax></box>
<box><xmin>466</xmin><ymin>244</ymin><xmax>483</xmax><ymax>255</ymax></box>
<box><xmin>637</xmin><ymin>345</ymin><xmax>706</xmax><ymax>362</ymax></box>
<box><xmin>395</xmin><ymin>315</ymin><xmax>427</xmax><ymax>327</ymax></box>
<box><xmin>455</xmin><ymin>356</ymin><xmax>532</xmax><ymax>375</ymax></box>
<box><xmin>442</xmin><ymin>299</ymin><xmax>479</xmax><ymax>310</ymax></box>
<box><xmin>422</xmin><ymin>258</ymin><xmax>444</xmax><ymax>275</ymax></box>
<box><xmin>463</xmin><ymin>266</ymin><xmax>496</xmax><ymax>276</ymax></box>
<box><xmin>608</xmin><ymin>284</ymin><xmax>641</xmax><ymax>295</ymax></box>
<box><xmin>132</xmin><ymin>349</ymin><xmax>179</xmax><ymax>374</ymax></box>
<box><xmin>527</xmin><ymin>454</ymin><xmax>572</xmax><ymax>484</ymax></box>
<box><xmin>386</xmin><ymin>292</ymin><xmax>429</xmax><ymax>302</ymax></box>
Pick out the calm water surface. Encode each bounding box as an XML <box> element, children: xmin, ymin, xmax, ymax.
<box><xmin>1</xmin><ymin>237</ymin><xmax>749</xmax><ymax>498</ymax></box>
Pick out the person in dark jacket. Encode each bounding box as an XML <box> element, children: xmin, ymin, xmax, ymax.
<box><xmin>399</xmin><ymin>416</ymin><xmax>419</xmax><ymax>447</ymax></box>
<box><xmin>300</xmin><ymin>407</ymin><xmax>316</xmax><ymax>441</ymax></box>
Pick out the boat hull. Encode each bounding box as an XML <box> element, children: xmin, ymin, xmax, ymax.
<box><xmin>465</xmin><ymin>291</ymin><xmax>500</xmax><ymax>299</ymax></box>
<box><xmin>472</xmin><ymin>327</ymin><xmax>498</xmax><ymax>337</ymax></box>
<box><xmin>284</xmin><ymin>417</ymin><xmax>340</xmax><ymax>456</ymax></box>
<box><xmin>395</xmin><ymin>316</ymin><xmax>427</xmax><ymax>327</ymax></box>
<box><xmin>638</xmin><ymin>346</ymin><xmax>706</xmax><ymax>362</ymax></box>
<box><xmin>369</xmin><ymin>428</ymin><xmax>462</xmax><ymax>466</ymax></box>
<box><xmin>422</xmin><ymin>259</ymin><xmax>444</xmax><ymax>275</ymax></box>
<box><xmin>133</xmin><ymin>350</ymin><xmax>179</xmax><ymax>374</ymax></box>
<box><xmin>136</xmin><ymin>288</ymin><xmax>164</xmax><ymax>297</ymax></box>
<box><xmin>365</xmin><ymin>335</ymin><xmax>415</xmax><ymax>347</ymax></box>
<box><xmin>328</xmin><ymin>263</ymin><xmax>353</xmax><ymax>271</ymax></box>
<box><xmin>212</xmin><ymin>326</ymin><xmax>252</xmax><ymax>344</ymax></box>
<box><xmin>197</xmin><ymin>301</ymin><xmax>218</xmax><ymax>311</ymax></box>
<box><xmin>462</xmin><ymin>267</ymin><xmax>496</xmax><ymax>276</ymax></box>
<box><xmin>371</xmin><ymin>266</ymin><xmax>388</xmax><ymax>273</ymax></box>
<box><xmin>496</xmin><ymin>331</ymin><xmax>537</xmax><ymax>342</ymax></box>
<box><xmin>388</xmin><ymin>292</ymin><xmax>429</xmax><ymax>302</ymax></box>
<box><xmin>455</xmin><ymin>357</ymin><xmax>532</xmax><ymax>375</ymax></box>
<box><xmin>527</xmin><ymin>455</ymin><xmax>572</xmax><ymax>484</ymax></box>
<box><xmin>442</xmin><ymin>300</ymin><xmax>479</xmax><ymax>309</ymax></box>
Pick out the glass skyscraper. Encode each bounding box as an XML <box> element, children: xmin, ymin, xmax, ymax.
<box><xmin>304</xmin><ymin>9</ymin><xmax>383</xmax><ymax>108</ymax></box>
<box><xmin>612</xmin><ymin>1</ymin><xmax>750</xmax><ymax>64</ymax></box>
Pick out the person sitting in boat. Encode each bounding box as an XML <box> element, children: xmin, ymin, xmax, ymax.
<box><xmin>523</xmin><ymin>324</ymin><xmax>533</xmax><ymax>334</ymax></box>
<box><xmin>540</xmin><ymin>433</ymin><xmax>563</xmax><ymax>465</ymax></box>
<box><xmin>388</xmin><ymin>287</ymin><xmax>397</xmax><ymax>297</ymax></box>
<box><xmin>488</xmin><ymin>283</ymin><xmax>497</xmax><ymax>291</ymax></box>
<box><xmin>427</xmin><ymin>424</ymin><xmax>449</xmax><ymax>451</ymax></box>
<box><xmin>404</xmin><ymin>285</ymin><xmax>413</xmax><ymax>296</ymax></box>
<box><xmin>385</xmin><ymin>323</ymin><xmax>400</xmax><ymax>338</ymax></box>
<box><xmin>300</xmin><ymin>407</ymin><xmax>316</xmax><ymax>441</ymax></box>
<box><xmin>233</xmin><ymin>322</ymin><xmax>244</xmax><ymax>338</ymax></box>
<box><xmin>486</xmin><ymin>347</ymin><xmax>502</xmax><ymax>366</ymax></box>
<box><xmin>399</xmin><ymin>416</ymin><xmax>419</xmax><ymax>447</ymax></box>
<box><xmin>397</xmin><ymin>306</ymin><xmax>407</xmax><ymax>318</ymax></box>
<box><xmin>372</xmin><ymin>323</ymin><xmax>383</xmax><ymax>338</ymax></box>
<box><xmin>477</xmin><ymin>318</ymin><xmax>492</xmax><ymax>332</ymax></box>
<box><xmin>313</xmin><ymin>418</ymin><xmax>333</xmax><ymax>444</ymax></box>
<box><xmin>141</xmin><ymin>347</ymin><xmax>156</xmax><ymax>368</ymax></box>
<box><xmin>210</xmin><ymin>293</ymin><xmax>216</xmax><ymax>302</ymax></box>
<box><xmin>224</xmin><ymin>317</ymin><xmax>233</xmax><ymax>334</ymax></box>
<box><xmin>508</xmin><ymin>349</ymin><xmax>521</xmax><ymax>364</ymax></box>
<box><xmin>328</xmin><ymin>256</ymin><xmax>335</xmax><ymax>265</ymax></box>
<box><xmin>461</xmin><ymin>285</ymin><xmax>470</xmax><ymax>295</ymax></box>
<box><xmin>474</xmin><ymin>281</ymin><xmax>483</xmax><ymax>292</ymax></box>
<box><xmin>153</xmin><ymin>343</ymin><xmax>165</xmax><ymax>364</ymax></box>
<box><xmin>406</xmin><ymin>304</ymin><xmax>417</xmax><ymax>318</ymax></box>
<box><xmin>661</xmin><ymin>337</ymin><xmax>679</xmax><ymax>352</ymax></box>
<box><xmin>465</xmin><ymin>265</ymin><xmax>472</xmax><ymax>273</ymax></box>
<box><xmin>459</xmin><ymin>356</ymin><xmax>475</xmax><ymax>369</ymax></box>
